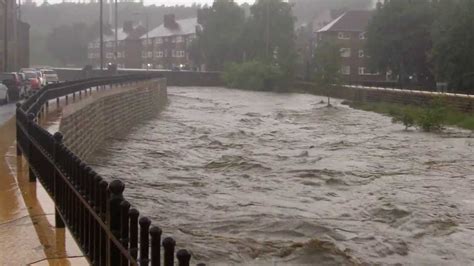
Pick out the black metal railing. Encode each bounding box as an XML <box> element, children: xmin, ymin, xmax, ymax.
<box><xmin>16</xmin><ymin>74</ymin><xmax>199</xmax><ymax>266</ymax></box>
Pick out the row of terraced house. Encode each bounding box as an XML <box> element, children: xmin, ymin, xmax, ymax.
<box><xmin>87</xmin><ymin>14</ymin><xmax>201</xmax><ymax>70</ymax></box>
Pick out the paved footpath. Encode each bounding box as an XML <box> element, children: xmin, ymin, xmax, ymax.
<box><xmin>0</xmin><ymin>100</ymin><xmax>87</xmax><ymax>265</ymax></box>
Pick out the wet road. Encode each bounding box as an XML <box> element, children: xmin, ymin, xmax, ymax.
<box><xmin>91</xmin><ymin>87</ymin><xmax>474</xmax><ymax>265</ymax></box>
<box><xmin>0</xmin><ymin>102</ymin><xmax>17</xmax><ymax>126</ymax></box>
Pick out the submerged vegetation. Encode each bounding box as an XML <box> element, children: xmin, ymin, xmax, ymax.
<box><xmin>349</xmin><ymin>100</ymin><xmax>474</xmax><ymax>132</ymax></box>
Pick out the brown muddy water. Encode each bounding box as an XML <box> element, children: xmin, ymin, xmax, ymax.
<box><xmin>90</xmin><ymin>87</ymin><xmax>474</xmax><ymax>265</ymax></box>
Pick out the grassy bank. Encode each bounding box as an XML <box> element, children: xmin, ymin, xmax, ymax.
<box><xmin>348</xmin><ymin>101</ymin><xmax>474</xmax><ymax>131</ymax></box>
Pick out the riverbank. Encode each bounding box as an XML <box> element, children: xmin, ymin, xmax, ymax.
<box><xmin>348</xmin><ymin>101</ymin><xmax>474</xmax><ymax>131</ymax></box>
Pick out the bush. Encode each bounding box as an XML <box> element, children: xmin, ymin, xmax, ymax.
<box><xmin>416</xmin><ymin>102</ymin><xmax>446</xmax><ymax>132</ymax></box>
<box><xmin>222</xmin><ymin>61</ymin><xmax>284</xmax><ymax>91</ymax></box>
<box><xmin>392</xmin><ymin>108</ymin><xmax>416</xmax><ymax>130</ymax></box>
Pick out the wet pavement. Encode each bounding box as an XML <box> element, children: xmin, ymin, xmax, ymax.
<box><xmin>0</xmin><ymin>97</ymin><xmax>88</xmax><ymax>265</ymax></box>
<box><xmin>90</xmin><ymin>86</ymin><xmax>474</xmax><ymax>265</ymax></box>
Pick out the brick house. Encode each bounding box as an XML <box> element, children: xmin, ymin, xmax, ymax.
<box><xmin>316</xmin><ymin>10</ymin><xmax>386</xmax><ymax>84</ymax></box>
<box><xmin>141</xmin><ymin>15</ymin><xmax>201</xmax><ymax>70</ymax></box>
<box><xmin>87</xmin><ymin>22</ymin><xmax>145</xmax><ymax>69</ymax></box>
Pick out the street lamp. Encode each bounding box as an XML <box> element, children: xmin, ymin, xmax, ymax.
<box><xmin>1</xmin><ymin>0</ymin><xmax>9</xmax><ymax>72</ymax></box>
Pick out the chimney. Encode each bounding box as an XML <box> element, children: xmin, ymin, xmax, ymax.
<box><xmin>164</xmin><ymin>14</ymin><xmax>177</xmax><ymax>29</ymax></box>
<box><xmin>123</xmin><ymin>21</ymin><xmax>134</xmax><ymax>34</ymax></box>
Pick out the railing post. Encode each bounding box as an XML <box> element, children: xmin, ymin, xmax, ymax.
<box><xmin>27</xmin><ymin>113</ymin><xmax>36</xmax><ymax>182</ymax></box>
<box><xmin>120</xmin><ymin>200</ymin><xmax>131</xmax><ymax>266</ymax></box>
<box><xmin>129</xmin><ymin>208</ymin><xmax>140</xmax><ymax>261</ymax></box>
<box><xmin>176</xmin><ymin>250</ymin><xmax>191</xmax><ymax>266</ymax></box>
<box><xmin>16</xmin><ymin>103</ymin><xmax>22</xmax><ymax>156</ymax></box>
<box><xmin>163</xmin><ymin>237</ymin><xmax>176</xmax><ymax>266</ymax></box>
<box><xmin>150</xmin><ymin>226</ymin><xmax>162</xmax><ymax>266</ymax></box>
<box><xmin>107</xmin><ymin>180</ymin><xmax>125</xmax><ymax>266</ymax></box>
<box><xmin>53</xmin><ymin>132</ymin><xmax>65</xmax><ymax>228</ymax></box>
<box><xmin>139</xmin><ymin>217</ymin><xmax>151</xmax><ymax>266</ymax></box>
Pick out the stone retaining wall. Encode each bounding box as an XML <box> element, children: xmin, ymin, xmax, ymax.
<box><xmin>296</xmin><ymin>82</ymin><xmax>474</xmax><ymax>114</ymax></box>
<box><xmin>59</xmin><ymin>79</ymin><xmax>167</xmax><ymax>161</ymax></box>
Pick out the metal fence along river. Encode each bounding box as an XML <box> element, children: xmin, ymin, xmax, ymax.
<box><xmin>16</xmin><ymin>75</ymin><xmax>198</xmax><ymax>266</ymax></box>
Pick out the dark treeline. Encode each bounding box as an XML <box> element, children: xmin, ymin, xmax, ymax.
<box><xmin>367</xmin><ymin>0</ymin><xmax>474</xmax><ymax>92</ymax></box>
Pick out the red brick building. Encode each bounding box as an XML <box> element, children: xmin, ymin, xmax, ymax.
<box><xmin>316</xmin><ymin>10</ymin><xmax>386</xmax><ymax>84</ymax></box>
<box><xmin>141</xmin><ymin>15</ymin><xmax>200</xmax><ymax>70</ymax></box>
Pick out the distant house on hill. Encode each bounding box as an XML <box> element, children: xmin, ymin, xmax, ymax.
<box><xmin>316</xmin><ymin>10</ymin><xmax>386</xmax><ymax>84</ymax></box>
<box><xmin>140</xmin><ymin>15</ymin><xmax>201</xmax><ymax>70</ymax></box>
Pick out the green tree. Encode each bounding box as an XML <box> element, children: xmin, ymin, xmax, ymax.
<box><xmin>197</xmin><ymin>0</ymin><xmax>246</xmax><ymax>70</ymax></box>
<box><xmin>313</xmin><ymin>40</ymin><xmax>341</xmax><ymax>106</ymax></box>
<box><xmin>431</xmin><ymin>0</ymin><xmax>474</xmax><ymax>93</ymax></box>
<box><xmin>243</xmin><ymin>0</ymin><xmax>296</xmax><ymax>71</ymax></box>
<box><xmin>366</xmin><ymin>0</ymin><xmax>435</xmax><ymax>88</ymax></box>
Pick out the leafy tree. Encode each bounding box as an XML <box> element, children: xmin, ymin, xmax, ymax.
<box><xmin>366</xmin><ymin>0</ymin><xmax>435</xmax><ymax>88</ymax></box>
<box><xmin>197</xmin><ymin>0</ymin><xmax>246</xmax><ymax>70</ymax></box>
<box><xmin>313</xmin><ymin>40</ymin><xmax>341</xmax><ymax>106</ymax></box>
<box><xmin>431</xmin><ymin>0</ymin><xmax>474</xmax><ymax>93</ymax></box>
<box><xmin>243</xmin><ymin>0</ymin><xmax>296</xmax><ymax>68</ymax></box>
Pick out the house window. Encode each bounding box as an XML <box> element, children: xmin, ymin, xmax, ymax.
<box><xmin>358</xmin><ymin>67</ymin><xmax>379</xmax><ymax>75</ymax></box>
<box><xmin>176</xmin><ymin>51</ymin><xmax>185</xmax><ymax>57</ymax></box>
<box><xmin>106</xmin><ymin>42</ymin><xmax>113</xmax><ymax>48</ymax></box>
<box><xmin>106</xmin><ymin>53</ymin><xmax>113</xmax><ymax>59</ymax></box>
<box><xmin>156</xmin><ymin>38</ymin><xmax>162</xmax><ymax>44</ymax></box>
<box><xmin>148</xmin><ymin>39</ymin><xmax>153</xmax><ymax>45</ymax></box>
<box><xmin>154</xmin><ymin>51</ymin><xmax>163</xmax><ymax>58</ymax></box>
<box><xmin>171</xmin><ymin>37</ymin><xmax>176</xmax><ymax>43</ymax></box>
<box><xmin>359</xmin><ymin>32</ymin><xmax>366</xmax><ymax>40</ymax></box>
<box><xmin>359</xmin><ymin>49</ymin><xmax>364</xmax><ymax>58</ymax></box>
<box><xmin>141</xmin><ymin>51</ymin><xmax>147</xmax><ymax>58</ymax></box>
<box><xmin>341</xmin><ymin>65</ymin><xmax>351</xmax><ymax>75</ymax></box>
<box><xmin>176</xmin><ymin>36</ymin><xmax>183</xmax><ymax>43</ymax></box>
<box><xmin>157</xmin><ymin>64</ymin><xmax>164</xmax><ymax>69</ymax></box>
<box><xmin>142</xmin><ymin>39</ymin><xmax>147</xmax><ymax>45</ymax></box>
<box><xmin>148</xmin><ymin>51</ymin><xmax>153</xmax><ymax>58</ymax></box>
<box><xmin>340</xmin><ymin>48</ymin><xmax>351</xmax><ymax>58</ymax></box>
<box><xmin>338</xmin><ymin>32</ymin><xmax>350</xmax><ymax>40</ymax></box>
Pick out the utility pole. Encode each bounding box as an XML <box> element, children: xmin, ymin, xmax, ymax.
<box><xmin>3</xmin><ymin>0</ymin><xmax>9</xmax><ymax>72</ymax></box>
<box><xmin>99</xmin><ymin>0</ymin><xmax>104</xmax><ymax>70</ymax></box>
<box><xmin>265</xmin><ymin>0</ymin><xmax>270</xmax><ymax>60</ymax></box>
<box><xmin>114</xmin><ymin>0</ymin><xmax>117</xmax><ymax>64</ymax></box>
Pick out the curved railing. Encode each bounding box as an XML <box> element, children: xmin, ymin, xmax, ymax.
<box><xmin>16</xmin><ymin>74</ymin><xmax>199</xmax><ymax>266</ymax></box>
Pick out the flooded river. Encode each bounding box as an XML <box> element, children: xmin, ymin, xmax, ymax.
<box><xmin>91</xmin><ymin>87</ymin><xmax>474</xmax><ymax>265</ymax></box>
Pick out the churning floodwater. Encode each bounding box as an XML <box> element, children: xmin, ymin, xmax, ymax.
<box><xmin>91</xmin><ymin>87</ymin><xmax>474</xmax><ymax>265</ymax></box>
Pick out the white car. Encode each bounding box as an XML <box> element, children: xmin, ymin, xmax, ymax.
<box><xmin>41</xmin><ymin>69</ymin><xmax>59</xmax><ymax>84</ymax></box>
<box><xmin>0</xmin><ymin>83</ymin><xmax>9</xmax><ymax>104</ymax></box>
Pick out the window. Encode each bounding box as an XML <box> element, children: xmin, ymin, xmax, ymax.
<box><xmin>358</xmin><ymin>67</ymin><xmax>379</xmax><ymax>75</ymax></box>
<box><xmin>164</xmin><ymin>37</ymin><xmax>169</xmax><ymax>42</ymax></box>
<box><xmin>94</xmin><ymin>43</ymin><xmax>100</xmax><ymax>48</ymax></box>
<box><xmin>142</xmin><ymin>51</ymin><xmax>147</xmax><ymax>58</ymax></box>
<box><xmin>157</xmin><ymin>64</ymin><xmax>164</xmax><ymax>69</ymax></box>
<box><xmin>106</xmin><ymin>53</ymin><xmax>113</xmax><ymax>59</ymax></box>
<box><xmin>106</xmin><ymin>42</ymin><xmax>113</xmax><ymax>48</ymax></box>
<box><xmin>341</xmin><ymin>65</ymin><xmax>351</xmax><ymax>75</ymax></box>
<box><xmin>176</xmin><ymin>36</ymin><xmax>183</xmax><ymax>43</ymax></box>
<box><xmin>148</xmin><ymin>51</ymin><xmax>153</xmax><ymax>58</ymax></box>
<box><xmin>142</xmin><ymin>39</ymin><xmax>147</xmax><ymax>45</ymax></box>
<box><xmin>175</xmin><ymin>51</ymin><xmax>185</xmax><ymax>58</ymax></box>
<box><xmin>171</xmin><ymin>37</ymin><xmax>176</xmax><ymax>43</ymax></box>
<box><xmin>340</xmin><ymin>48</ymin><xmax>351</xmax><ymax>58</ymax></box>
<box><xmin>117</xmin><ymin>52</ymin><xmax>125</xmax><ymax>58</ymax></box>
<box><xmin>338</xmin><ymin>32</ymin><xmax>350</xmax><ymax>40</ymax></box>
<box><xmin>156</xmin><ymin>38</ymin><xmax>163</xmax><ymax>44</ymax></box>
<box><xmin>154</xmin><ymin>51</ymin><xmax>163</xmax><ymax>58</ymax></box>
<box><xmin>359</xmin><ymin>32</ymin><xmax>366</xmax><ymax>40</ymax></box>
<box><xmin>148</xmin><ymin>39</ymin><xmax>153</xmax><ymax>45</ymax></box>
<box><xmin>358</xmin><ymin>49</ymin><xmax>364</xmax><ymax>58</ymax></box>
<box><xmin>164</xmin><ymin>50</ymin><xmax>168</xmax><ymax>57</ymax></box>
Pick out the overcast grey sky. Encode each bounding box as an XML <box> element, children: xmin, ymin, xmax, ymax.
<box><xmin>36</xmin><ymin>0</ymin><xmax>256</xmax><ymax>5</ymax></box>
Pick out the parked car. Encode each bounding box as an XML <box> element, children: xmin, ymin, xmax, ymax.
<box><xmin>41</xmin><ymin>69</ymin><xmax>59</xmax><ymax>84</ymax></box>
<box><xmin>0</xmin><ymin>82</ymin><xmax>9</xmax><ymax>104</ymax></box>
<box><xmin>21</xmin><ymin>71</ymin><xmax>41</xmax><ymax>97</ymax></box>
<box><xmin>0</xmin><ymin>72</ymin><xmax>21</xmax><ymax>100</ymax></box>
<box><xmin>34</xmin><ymin>70</ymin><xmax>46</xmax><ymax>87</ymax></box>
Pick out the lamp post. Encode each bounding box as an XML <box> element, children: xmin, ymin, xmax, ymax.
<box><xmin>2</xmin><ymin>0</ymin><xmax>9</xmax><ymax>72</ymax></box>
<box><xmin>114</xmin><ymin>0</ymin><xmax>118</xmax><ymax>64</ymax></box>
<box><xmin>99</xmin><ymin>0</ymin><xmax>104</xmax><ymax>70</ymax></box>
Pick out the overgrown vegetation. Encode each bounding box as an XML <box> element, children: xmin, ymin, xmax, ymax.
<box><xmin>222</xmin><ymin>61</ymin><xmax>284</xmax><ymax>91</ymax></box>
<box><xmin>349</xmin><ymin>100</ymin><xmax>474</xmax><ymax>132</ymax></box>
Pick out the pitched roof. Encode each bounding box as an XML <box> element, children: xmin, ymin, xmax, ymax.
<box><xmin>144</xmin><ymin>17</ymin><xmax>200</xmax><ymax>39</ymax></box>
<box><xmin>317</xmin><ymin>10</ymin><xmax>373</xmax><ymax>33</ymax></box>
<box><xmin>92</xmin><ymin>28</ymin><xmax>135</xmax><ymax>43</ymax></box>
